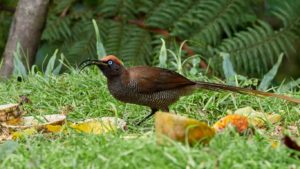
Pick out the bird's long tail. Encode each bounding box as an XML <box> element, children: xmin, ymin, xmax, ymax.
<box><xmin>196</xmin><ymin>81</ymin><xmax>300</xmax><ymax>104</ymax></box>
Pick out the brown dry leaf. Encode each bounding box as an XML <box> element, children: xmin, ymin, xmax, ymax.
<box><xmin>5</xmin><ymin>118</ymin><xmax>22</xmax><ymax>125</ymax></box>
<box><xmin>0</xmin><ymin>127</ymin><xmax>12</xmax><ymax>142</ymax></box>
<box><xmin>1</xmin><ymin>114</ymin><xmax>66</xmax><ymax>130</ymax></box>
<box><xmin>213</xmin><ymin>114</ymin><xmax>249</xmax><ymax>133</ymax></box>
<box><xmin>70</xmin><ymin>117</ymin><xmax>127</xmax><ymax>134</ymax></box>
<box><xmin>0</xmin><ymin>103</ymin><xmax>23</xmax><ymax>122</ymax></box>
<box><xmin>155</xmin><ymin>112</ymin><xmax>215</xmax><ymax>145</ymax></box>
<box><xmin>234</xmin><ymin>107</ymin><xmax>281</xmax><ymax>128</ymax></box>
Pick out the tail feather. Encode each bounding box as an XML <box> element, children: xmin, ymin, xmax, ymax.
<box><xmin>196</xmin><ymin>81</ymin><xmax>300</xmax><ymax>104</ymax></box>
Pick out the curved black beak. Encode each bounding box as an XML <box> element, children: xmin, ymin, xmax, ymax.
<box><xmin>79</xmin><ymin>59</ymin><xmax>107</xmax><ymax>72</ymax></box>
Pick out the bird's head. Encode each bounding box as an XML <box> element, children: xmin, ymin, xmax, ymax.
<box><xmin>79</xmin><ymin>55</ymin><xmax>124</xmax><ymax>78</ymax></box>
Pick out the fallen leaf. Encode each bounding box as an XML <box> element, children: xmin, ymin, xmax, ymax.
<box><xmin>0</xmin><ymin>127</ymin><xmax>12</xmax><ymax>142</ymax></box>
<box><xmin>12</xmin><ymin>128</ymin><xmax>37</xmax><ymax>140</ymax></box>
<box><xmin>270</xmin><ymin>139</ymin><xmax>280</xmax><ymax>149</ymax></box>
<box><xmin>1</xmin><ymin>114</ymin><xmax>66</xmax><ymax>130</ymax></box>
<box><xmin>155</xmin><ymin>112</ymin><xmax>215</xmax><ymax>145</ymax></box>
<box><xmin>213</xmin><ymin>114</ymin><xmax>248</xmax><ymax>133</ymax></box>
<box><xmin>45</xmin><ymin>124</ymin><xmax>64</xmax><ymax>133</ymax></box>
<box><xmin>0</xmin><ymin>103</ymin><xmax>23</xmax><ymax>122</ymax></box>
<box><xmin>70</xmin><ymin>117</ymin><xmax>127</xmax><ymax>134</ymax></box>
<box><xmin>234</xmin><ymin>107</ymin><xmax>281</xmax><ymax>128</ymax></box>
<box><xmin>5</xmin><ymin>118</ymin><xmax>22</xmax><ymax>125</ymax></box>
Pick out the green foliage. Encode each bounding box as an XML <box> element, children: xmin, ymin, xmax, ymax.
<box><xmin>221</xmin><ymin>52</ymin><xmax>238</xmax><ymax>86</ymax></box>
<box><xmin>13</xmin><ymin>47</ymin><xmax>64</xmax><ymax>79</ymax></box>
<box><xmin>209</xmin><ymin>1</ymin><xmax>300</xmax><ymax>77</ymax></box>
<box><xmin>92</xmin><ymin>19</ymin><xmax>106</xmax><ymax>59</ymax></box>
<box><xmin>2</xmin><ymin>0</ymin><xmax>300</xmax><ymax>78</ymax></box>
<box><xmin>258</xmin><ymin>53</ymin><xmax>284</xmax><ymax>91</ymax></box>
<box><xmin>44</xmin><ymin>50</ymin><xmax>64</xmax><ymax>78</ymax></box>
<box><xmin>158</xmin><ymin>40</ymin><xmax>202</xmax><ymax>76</ymax></box>
<box><xmin>13</xmin><ymin>43</ymin><xmax>28</xmax><ymax>78</ymax></box>
<box><xmin>220</xmin><ymin>52</ymin><xmax>284</xmax><ymax>90</ymax></box>
<box><xmin>171</xmin><ymin>0</ymin><xmax>251</xmax><ymax>45</ymax></box>
<box><xmin>158</xmin><ymin>38</ymin><xmax>167</xmax><ymax>68</ymax></box>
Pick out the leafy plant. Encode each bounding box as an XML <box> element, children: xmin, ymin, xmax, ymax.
<box><xmin>258</xmin><ymin>53</ymin><xmax>284</xmax><ymax>91</ymax></box>
<box><xmin>44</xmin><ymin>49</ymin><xmax>65</xmax><ymax>79</ymax></box>
<box><xmin>13</xmin><ymin>47</ymin><xmax>64</xmax><ymax>79</ymax></box>
<box><xmin>92</xmin><ymin>19</ymin><xmax>106</xmax><ymax>59</ymax></box>
<box><xmin>158</xmin><ymin>38</ymin><xmax>167</xmax><ymax>68</ymax></box>
<box><xmin>221</xmin><ymin>52</ymin><xmax>285</xmax><ymax>91</ymax></box>
<box><xmin>13</xmin><ymin>43</ymin><xmax>28</xmax><ymax>79</ymax></box>
<box><xmin>158</xmin><ymin>39</ymin><xmax>201</xmax><ymax>76</ymax></box>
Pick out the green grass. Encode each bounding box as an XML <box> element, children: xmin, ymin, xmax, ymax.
<box><xmin>0</xmin><ymin>69</ymin><xmax>300</xmax><ymax>169</ymax></box>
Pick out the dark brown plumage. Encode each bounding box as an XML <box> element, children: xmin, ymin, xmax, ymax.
<box><xmin>80</xmin><ymin>55</ymin><xmax>300</xmax><ymax>125</ymax></box>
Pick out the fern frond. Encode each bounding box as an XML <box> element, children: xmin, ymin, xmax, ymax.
<box><xmin>103</xmin><ymin>21</ymin><xmax>151</xmax><ymax>65</ymax></box>
<box><xmin>98</xmin><ymin>0</ymin><xmax>135</xmax><ymax>20</ymax></box>
<box><xmin>212</xmin><ymin>21</ymin><xmax>294</xmax><ymax>76</ymax></box>
<box><xmin>145</xmin><ymin>0</ymin><xmax>198</xmax><ymax>29</ymax></box>
<box><xmin>173</xmin><ymin>0</ymin><xmax>251</xmax><ymax>45</ymax></box>
<box><xmin>133</xmin><ymin>0</ymin><xmax>164</xmax><ymax>15</ymax></box>
<box><xmin>120</xmin><ymin>25</ymin><xmax>152</xmax><ymax>65</ymax></box>
<box><xmin>52</xmin><ymin>0</ymin><xmax>76</xmax><ymax>14</ymax></box>
<box><xmin>42</xmin><ymin>16</ymin><xmax>72</xmax><ymax>41</ymax></box>
<box><xmin>104</xmin><ymin>21</ymin><xmax>129</xmax><ymax>57</ymax></box>
<box><xmin>271</xmin><ymin>1</ymin><xmax>300</xmax><ymax>37</ymax></box>
<box><xmin>35</xmin><ymin>0</ymin><xmax>300</xmax><ymax>78</ymax></box>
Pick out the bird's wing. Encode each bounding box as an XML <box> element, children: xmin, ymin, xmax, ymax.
<box><xmin>126</xmin><ymin>66</ymin><xmax>196</xmax><ymax>93</ymax></box>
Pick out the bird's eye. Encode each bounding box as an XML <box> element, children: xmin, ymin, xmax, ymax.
<box><xmin>108</xmin><ymin>60</ymin><xmax>113</xmax><ymax>65</ymax></box>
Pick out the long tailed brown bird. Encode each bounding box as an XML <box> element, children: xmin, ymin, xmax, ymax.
<box><xmin>80</xmin><ymin>55</ymin><xmax>300</xmax><ymax>125</ymax></box>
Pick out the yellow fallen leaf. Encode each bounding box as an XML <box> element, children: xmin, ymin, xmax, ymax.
<box><xmin>234</xmin><ymin>107</ymin><xmax>281</xmax><ymax>128</ymax></box>
<box><xmin>213</xmin><ymin>114</ymin><xmax>249</xmax><ymax>133</ymax></box>
<box><xmin>270</xmin><ymin>139</ymin><xmax>280</xmax><ymax>149</ymax></box>
<box><xmin>155</xmin><ymin>112</ymin><xmax>215</xmax><ymax>145</ymax></box>
<box><xmin>70</xmin><ymin>118</ymin><xmax>126</xmax><ymax>134</ymax></box>
<box><xmin>45</xmin><ymin>124</ymin><xmax>64</xmax><ymax>133</ymax></box>
<box><xmin>12</xmin><ymin>128</ymin><xmax>37</xmax><ymax>140</ymax></box>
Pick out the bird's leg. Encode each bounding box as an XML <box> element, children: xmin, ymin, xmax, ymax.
<box><xmin>136</xmin><ymin>108</ymin><xmax>158</xmax><ymax>126</ymax></box>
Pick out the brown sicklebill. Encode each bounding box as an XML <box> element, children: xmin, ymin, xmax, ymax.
<box><xmin>80</xmin><ymin>55</ymin><xmax>300</xmax><ymax>125</ymax></box>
